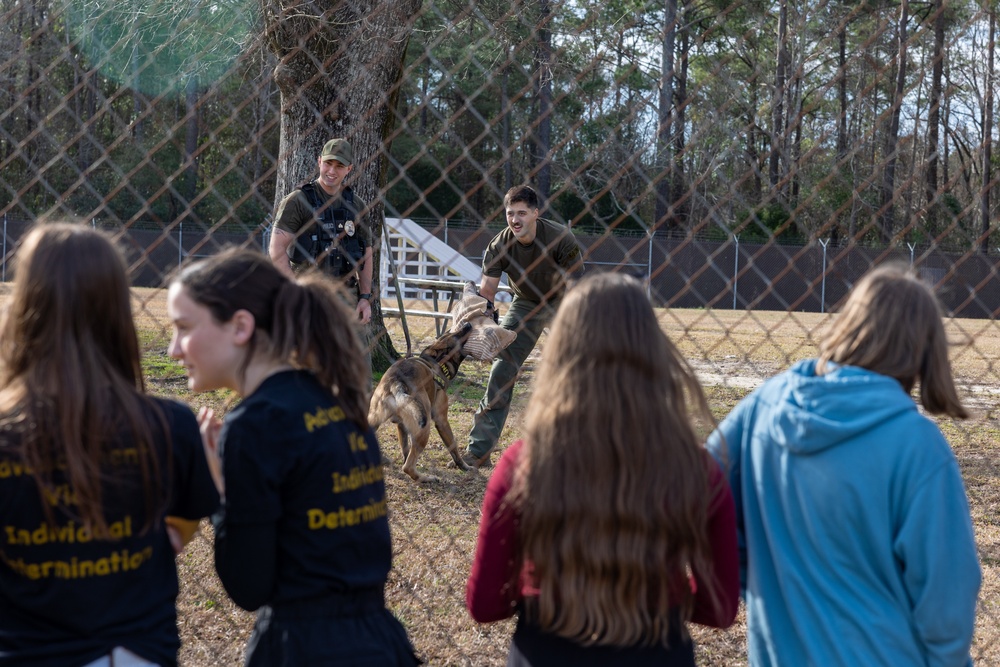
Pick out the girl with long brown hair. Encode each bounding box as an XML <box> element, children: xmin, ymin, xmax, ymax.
<box><xmin>168</xmin><ymin>248</ymin><xmax>419</xmax><ymax>666</ymax></box>
<box><xmin>0</xmin><ymin>223</ymin><xmax>219</xmax><ymax>666</ymax></box>
<box><xmin>466</xmin><ymin>272</ymin><xmax>739</xmax><ymax>665</ymax></box>
<box><xmin>707</xmin><ymin>264</ymin><xmax>981</xmax><ymax>665</ymax></box>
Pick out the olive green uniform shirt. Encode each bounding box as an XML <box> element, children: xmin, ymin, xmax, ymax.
<box><xmin>482</xmin><ymin>217</ymin><xmax>583</xmax><ymax>303</ymax></box>
<box><xmin>273</xmin><ymin>182</ymin><xmax>372</xmax><ymax>260</ymax></box>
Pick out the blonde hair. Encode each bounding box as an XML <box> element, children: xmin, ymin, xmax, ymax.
<box><xmin>510</xmin><ymin>272</ymin><xmax>721</xmax><ymax>647</ymax></box>
<box><xmin>817</xmin><ymin>263</ymin><xmax>967</xmax><ymax>418</ymax></box>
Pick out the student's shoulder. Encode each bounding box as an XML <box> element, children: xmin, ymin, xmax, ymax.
<box><xmin>147</xmin><ymin>396</ymin><xmax>198</xmax><ymax>428</ymax></box>
<box><xmin>235</xmin><ymin>371</ymin><xmax>336</xmax><ymax>428</ymax></box>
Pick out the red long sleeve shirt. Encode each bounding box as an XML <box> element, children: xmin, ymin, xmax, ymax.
<box><xmin>466</xmin><ymin>439</ymin><xmax>740</xmax><ymax>628</ymax></box>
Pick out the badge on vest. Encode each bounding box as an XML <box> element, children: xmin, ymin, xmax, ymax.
<box><xmin>345</xmin><ymin>220</ymin><xmax>356</xmax><ymax>236</ymax></box>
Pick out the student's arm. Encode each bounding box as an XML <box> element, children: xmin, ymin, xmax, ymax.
<box><xmin>690</xmin><ymin>458</ymin><xmax>740</xmax><ymax>628</ymax></box>
<box><xmin>897</xmin><ymin>432</ymin><xmax>980</xmax><ymax>667</ymax></box>
<box><xmin>165</xmin><ymin>401</ymin><xmax>222</xmax><ymax>554</ymax></box>
<box><xmin>214</xmin><ymin>520</ymin><xmax>277</xmax><ymax>611</ymax></box>
<box><xmin>209</xmin><ymin>417</ymin><xmax>283</xmax><ymax>612</ymax></box>
<box><xmin>466</xmin><ymin>441</ymin><xmax>523</xmax><ymax>623</ymax></box>
<box><xmin>706</xmin><ymin>397</ymin><xmax>751</xmax><ymax>595</ymax></box>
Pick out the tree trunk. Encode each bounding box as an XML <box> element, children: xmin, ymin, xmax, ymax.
<box><xmin>790</xmin><ymin>76</ymin><xmax>802</xmax><ymax>208</ymax></box>
<box><xmin>533</xmin><ymin>0</ymin><xmax>553</xmax><ymax>199</ymax></box>
<box><xmin>748</xmin><ymin>86</ymin><xmax>762</xmax><ymax>202</ymax></box>
<box><xmin>769</xmin><ymin>0</ymin><xmax>788</xmax><ymax>200</ymax></box>
<box><xmin>837</xmin><ymin>27</ymin><xmax>848</xmax><ymax>161</ymax></box>
<box><xmin>261</xmin><ymin>0</ymin><xmax>422</xmax><ymax>371</ymax></box>
<box><xmin>880</xmin><ymin>0</ymin><xmax>908</xmax><ymax>244</ymax></box>
<box><xmin>982</xmin><ymin>8</ymin><xmax>995</xmax><ymax>253</ymax></box>
<box><xmin>924</xmin><ymin>0</ymin><xmax>945</xmax><ymax>224</ymax></box>
<box><xmin>250</xmin><ymin>50</ymin><xmax>274</xmax><ymax>191</ymax></box>
<box><xmin>502</xmin><ymin>58</ymin><xmax>513</xmax><ymax>192</ymax></box>
<box><xmin>132</xmin><ymin>46</ymin><xmax>143</xmax><ymax>141</ymax></box>
<box><xmin>943</xmin><ymin>56</ymin><xmax>951</xmax><ymax>187</ymax></box>
<box><xmin>833</xmin><ymin>23</ymin><xmax>848</xmax><ymax>244</ymax></box>
<box><xmin>183</xmin><ymin>76</ymin><xmax>200</xmax><ymax>220</ymax></box>
<box><xmin>655</xmin><ymin>0</ymin><xmax>677</xmax><ymax>231</ymax></box>
<box><xmin>672</xmin><ymin>6</ymin><xmax>689</xmax><ymax>229</ymax></box>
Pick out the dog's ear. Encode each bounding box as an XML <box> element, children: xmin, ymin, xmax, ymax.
<box><xmin>463</xmin><ymin>281</ymin><xmax>478</xmax><ymax>298</ymax></box>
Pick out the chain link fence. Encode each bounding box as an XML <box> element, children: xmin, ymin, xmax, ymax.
<box><xmin>4</xmin><ymin>0</ymin><xmax>1000</xmax><ymax>663</ymax></box>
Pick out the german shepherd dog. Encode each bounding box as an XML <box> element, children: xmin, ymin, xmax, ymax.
<box><xmin>368</xmin><ymin>321</ymin><xmax>475</xmax><ymax>482</ymax></box>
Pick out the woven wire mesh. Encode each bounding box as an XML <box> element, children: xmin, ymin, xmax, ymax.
<box><xmin>4</xmin><ymin>0</ymin><xmax>1000</xmax><ymax>663</ymax></box>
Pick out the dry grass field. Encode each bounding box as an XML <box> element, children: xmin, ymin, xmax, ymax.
<box><xmin>123</xmin><ymin>289</ymin><xmax>1000</xmax><ymax>665</ymax></box>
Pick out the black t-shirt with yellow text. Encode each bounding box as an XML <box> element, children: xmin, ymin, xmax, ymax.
<box><xmin>0</xmin><ymin>398</ymin><xmax>220</xmax><ymax>667</ymax></box>
<box><xmin>215</xmin><ymin>370</ymin><xmax>391</xmax><ymax>607</ymax></box>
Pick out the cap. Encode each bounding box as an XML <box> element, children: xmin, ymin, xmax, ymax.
<box><xmin>320</xmin><ymin>138</ymin><xmax>353</xmax><ymax>166</ymax></box>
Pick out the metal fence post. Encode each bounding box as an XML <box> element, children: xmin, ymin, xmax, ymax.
<box><xmin>2</xmin><ymin>213</ymin><xmax>6</xmax><ymax>282</ymax></box>
<box><xmin>819</xmin><ymin>239</ymin><xmax>829</xmax><ymax>313</ymax></box>
<box><xmin>179</xmin><ymin>222</ymin><xmax>184</xmax><ymax>267</ymax></box>
<box><xmin>732</xmin><ymin>234</ymin><xmax>739</xmax><ymax>310</ymax></box>
<box><xmin>908</xmin><ymin>242</ymin><xmax>916</xmax><ymax>267</ymax></box>
<box><xmin>647</xmin><ymin>229</ymin><xmax>653</xmax><ymax>299</ymax></box>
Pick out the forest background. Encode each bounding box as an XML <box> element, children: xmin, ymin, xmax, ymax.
<box><xmin>5</xmin><ymin>0</ymin><xmax>1000</xmax><ymax>250</ymax></box>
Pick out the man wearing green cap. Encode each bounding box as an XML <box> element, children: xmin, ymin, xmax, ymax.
<box><xmin>269</xmin><ymin>138</ymin><xmax>374</xmax><ymax>325</ymax></box>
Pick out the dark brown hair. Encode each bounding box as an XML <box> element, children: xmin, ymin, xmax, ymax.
<box><xmin>817</xmin><ymin>263</ymin><xmax>967</xmax><ymax>418</ymax></box>
<box><xmin>174</xmin><ymin>248</ymin><xmax>369</xmax><ymax>426</ymax></box>
<box><xmin>503</xmin><ymin>185</ymin><xmax>540</xmax><ymax>210</ymax></box>
<box><xmin>0</xmin><ymin>223</ymin><xmax>165</xmax><ymax>533</ymax></box>
<box><xmin>510</xmin><ymin>272</ymin><xmax>721</xmax><ymax>647</ymax></box>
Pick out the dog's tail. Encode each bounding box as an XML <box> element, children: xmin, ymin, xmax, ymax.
<box><xmin>368</xmin><ymin>380</ymin><xmax>428</xmax><ymax>430</ymax></box>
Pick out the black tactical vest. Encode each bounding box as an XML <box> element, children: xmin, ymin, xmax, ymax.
<box><xmin>291</xmin><ymin>183</ymin><xmax>366</xmax><ymax>277</ymax></box>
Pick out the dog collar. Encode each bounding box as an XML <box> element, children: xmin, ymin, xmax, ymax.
<box><xmin>433</xmin><ymin>361</ymin><xmax>455</xmax><ymax>390</ymax></box>
<box><xmin>414</xmin><ymin>356</ymin><xmax>454</xmax><ymax>391</ymax></box>
<box><xmin>438</xmin><ymin>361</ymin><xmax>455</xmax><ymax>381</ymax></box>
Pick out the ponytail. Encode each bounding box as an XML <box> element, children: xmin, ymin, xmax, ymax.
<box><xmin>272</xmin><ymin>275</ymin><xmax>369</xmax><ymax>427</ymax></box>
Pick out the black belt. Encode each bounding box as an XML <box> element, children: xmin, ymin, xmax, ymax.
<box><xmin>267</xmin><ymin>588</ymin><xmax>385</xmax><ymax>619</ymax></box>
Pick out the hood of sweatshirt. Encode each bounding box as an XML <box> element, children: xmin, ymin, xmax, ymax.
<box><xmin>768</xmin><ymin>359</ymin><xmax>918</xmax><ymax>455</ymax></box>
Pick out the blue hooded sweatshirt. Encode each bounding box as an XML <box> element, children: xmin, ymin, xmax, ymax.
<box><xmin>707</xmin><ymin>359</ymin><xmax>980</xmax><ymax>667</ymax></box>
